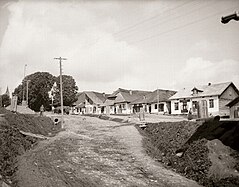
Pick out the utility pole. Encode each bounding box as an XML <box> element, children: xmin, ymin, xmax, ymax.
<box><xmin>54</xmin><ymin>57</ymin><xmax>67</xmax><ymax>128</ymax></box>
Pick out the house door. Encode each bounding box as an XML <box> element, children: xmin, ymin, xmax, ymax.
<box><xmin>149</xmin><ymin>105</ymin><xmax>151</xmax><ymax>113</ymax></box>
<box><xmin>198</xmin><ymin>100</ymin><xmax>208</xmax><ymax>118</ymax></box>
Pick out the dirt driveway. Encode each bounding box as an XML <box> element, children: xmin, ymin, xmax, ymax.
<box><xmin>16</xmin><ymin>115</ymin><xmax>200</xmax><ymax>187</ymax></box>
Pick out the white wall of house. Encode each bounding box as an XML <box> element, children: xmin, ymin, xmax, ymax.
<box><xmin>104</xmin><ymin>105</ymin><xmax>115</xmax><ymax>115</ymax></box>
<box><xmin>171</xmin><ymin>96</ymin><xmax>219</xmax><ymax>115</ymax></box>
<box><xmin>191</xmin><ymin>96</ymin><xmax>219</xmax><ymax>116</ymax></box>
<box><xmin>150</xmin><ymin>102</ymin><xmax>168</xmax><ymax>114</ymax></box>
<box><xmin>171</xmin><ymin>100</ymin><xmax>183</xmax><ymax>115</ymax></box>
<box><xmin>114</xmin><ymin>103</ymin><xmax>132</xmax><ymax>114</ymax></box>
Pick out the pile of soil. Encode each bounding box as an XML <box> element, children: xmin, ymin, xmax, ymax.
<box><xmin>136</xmin><ymin>119</ymin><xmax>239</xmax><ymax>186</ymax></box>
<box><xmin>0</xmin><ymin>108</ymin><xmax>61</xmax><ymax>185</ymax></box>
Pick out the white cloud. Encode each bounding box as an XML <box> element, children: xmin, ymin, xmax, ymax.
<box><xmin>175</xmin><ymin>57</ymin><xmax>239</xmax><ymax>89</ymax></box>
<box><xmin>0</xmin><ymin>1</ymin><xmax>143</xmax><ymax>93</ymax></box>
<box><xmin>0</xmin><ymin>1</ymin><xmax>238</xmax><ymax>95</ymax></box>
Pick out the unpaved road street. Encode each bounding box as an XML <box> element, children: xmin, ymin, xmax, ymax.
<box><xmin>16</xmin><ymin>115</ymin><xmax>201</xmax><ymax>187</ymax></box>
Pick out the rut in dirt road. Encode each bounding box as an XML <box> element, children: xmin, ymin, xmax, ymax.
<box><xmin>16</xmin><ymin>116</ymin><xmax>201</xmax><ymax>187</ymax></box>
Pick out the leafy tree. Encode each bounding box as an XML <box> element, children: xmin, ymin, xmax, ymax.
<box><xmin>1</xmin><ymin>94</ymin><xmax>11</xmax><ymax>107</ymax></box>
<box><xmin>14</xmin><ymin>72</ymin><xmax>55</xmax><ymax>112</ymax></box>
<box><xmin>13</xmin><ymin>72</ymin><xmax>78</xmax><ymax>111</ymax></box>
<box><xmin>54</xmin><ymin>75</ymin><xmax>78</xmax><ymax>106</ymax></box>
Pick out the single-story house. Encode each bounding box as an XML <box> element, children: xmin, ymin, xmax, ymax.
<box><xmin>226</xmin><ymin>96</ymin><xmax>239</xmax><ymax>119</ymax></box>
<box><xmin>74</xmin><ymin>91</ymin><xmax>107</xmax><ymax>114</ymax></box>
<box><xmin>131</xmin><ymin>89</ymin><xmax>176</xmax><ymax>114</ymax></box>
<box><xmin>169</xmin><ymin>82</ymin><xmax>239</xmax><ymax>117</ymax></box>
<box><xmin>103</xmin><ymin>88</ymin><xmax>151</xmax><ymax>115</ymax></box>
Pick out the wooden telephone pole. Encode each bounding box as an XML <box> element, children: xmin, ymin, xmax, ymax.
<box><xmin>54</xmin><ymin>57</ymin><xmax>67</xmax><ymax>128</ymax></box>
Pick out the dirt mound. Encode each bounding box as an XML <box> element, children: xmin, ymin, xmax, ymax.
<box><xmin>136</xmin><ymin>119</ymin><xmax>239</xmax><ymax>186</ymax></box>
<box><xmin>187</xmin><ymin>119</ymin><xmax>239</xmax><ymax>151</ymax></box>
<box><xmin>0</xmin><ymin>119</ymin><xmax>38</xmax><ymax>178</ymax></box>
<box><xmin>0</xmin><ymin>108</ymin><xmax>61</xmax><ymax>136</ymax></box>
<box><xmin>0</xmin><ymin>107</ymin><xmax>61</xmax><ymax>185</ymax></box>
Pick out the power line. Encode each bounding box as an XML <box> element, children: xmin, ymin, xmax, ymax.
<box><xmin>83</xmin><ymin>0</ymin><xmax>196</xmax><ymax>48</ymax></box>
<box><xmin>113</xmin><ymin>0</ymin><xmax>196</xmax><ymax>36</ymax></box>
<box><xmin>130</xmin><ymin>6</ymin><xmax>239</xmax><ymax>44</ymax></box>
<box><xmin>115</xmin><ymin>1</ymin><xmax>215</xmax><ymax>41</ymax></box>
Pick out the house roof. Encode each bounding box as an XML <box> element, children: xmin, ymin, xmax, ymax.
<box><xmin>101</xmin><ymin>98</ymin><xmax>115</xmax><ymax>106</ymax></box>
<box><xmin>84</xmin><ymin>91</ymin><xmax>107</xmax><ymax>105</ymax></box>
<box><xmin>74</xmin><ymin>92</ymin><xmax>85</xmax><ymax>105</ymax></box>
<box><xmin>113</xmin><ymin>88</ymin><xmax>151</xmax><ymax>104</ymax></box>
<box><xmin>169</xmin><ymin>82</ymin><xmax>238</xmax><ymax>100</ymax></box>
<box><xmin>74</xmin><ymin>91</ymin><xmax>107</xmax><ymax>106</ymax></box>
<box><xmin>132</xmin><ymin>89</ymin><xmax>176</xmax><ymax>104</ymax></box>
<box><xmin>226</xmin><ymin>96</ymin><xmax>239</xmax><ymax>107</ymax></box>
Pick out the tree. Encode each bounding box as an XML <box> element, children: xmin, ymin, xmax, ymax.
<box><xmin>1</xmin><ymin>94</ymin><xmax>11</xmax><ymax>107</ymax></box>
<box><xmin>54</xmin><ymin>75</ymin><xmax>78</xmax><ymax>107</ymax></box>
<box><xmin>14</xmin><ymin>72</ymin><xmax>55</xmax><ymax>112</ymax></box>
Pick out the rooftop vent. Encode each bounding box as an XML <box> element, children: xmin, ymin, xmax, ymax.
<box><xmin>208</xmin><ymin>83</ymin><xmax>211</xmax><ymax>86</ymax></box>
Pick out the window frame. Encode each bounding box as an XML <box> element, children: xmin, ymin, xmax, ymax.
<box><xmin>209</xmin><ymin>99</ymin><xmax>214</xmax><ymax>108</ymax></box>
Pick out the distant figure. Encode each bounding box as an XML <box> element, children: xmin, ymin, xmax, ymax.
<box><xmin>40</xmin><ymin>105</ymin><xmax>44</xmax><ymax>116</ymax></box>
<box><xmin>139</xmin><ymin>107</ymin><xmax>145</xmax><ymax>121</ymax></box>
<box><xmin>188</xmin><ymin>108</ymin><xmax>193</xmax><ymax>120</ymax></box>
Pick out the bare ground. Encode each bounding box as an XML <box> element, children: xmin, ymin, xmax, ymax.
<box><xmin>16</xmin><ymin>115</ymin><xmax>201</xmax><ymax>187</ymax></box>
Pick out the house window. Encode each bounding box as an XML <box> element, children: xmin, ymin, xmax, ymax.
<box><xmin>209</xmin><ymin>99</ymin><xmax>214</xmax><ymax>108</ymax></box>
<box><xmin>122</xmin><ymin>103</ymin><xmax>126</xmax><ymax>109</ymax></box>
<box><xmin>181</xmin><ymin>100</ymin><xmax>188</xmax><ymax>113</ymax></box>
<box><xmin>159</xmin><ymin>104</ymin><xmax>164</xmax><ymax>112</ymax></box>
<box><xmin>155</xmin><ymin>104</ymin><xmax>157</xmax><ymax>109</ymax></box>
<box><xmin>192</xmin><ymin>101</ymin><xmax>198</xmax><ymax>112</ymax></box>
<box><xmin>174</xmin><ymin>102</ymin><xmax>179</xmax><ymax>110</ymax></box>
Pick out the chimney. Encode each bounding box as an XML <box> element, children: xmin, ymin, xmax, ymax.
<box><xmin>102</xmin><ymin>92</ymin><xmax>106</xmax><ymax>97</ymax></box>
<box><xmin>208</xmin><ymin>83</ymin><xmax>211</xmax><ymax>86</ymax></box>
<box><xmin>129</xmin><ymin>90</ymin><xmax>132</xmax><ymax>95</ymax></box>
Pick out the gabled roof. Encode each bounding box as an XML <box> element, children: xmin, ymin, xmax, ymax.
<box><xmin>102</xmin><ymin>98</ymin><xmax>115</xmax><ymax>106</ymax></box>
<box><xmin>112</xmin><ymin>88</ymin><xmax>151</xmax><ymax>103</ymax></box>
<box><xmin>131</xmin><ymin>89</ymin><xmax>176</xmax><ymax>104</ymax></box>
<box><xmin>108</xmin><ymin>88</ymin><xmax>129</xmax><ymax>98</ymax></box>
<box><xmin>85</xmin><ymin>91</ymin><xmax>107</xmax><ymax>105</ymax></box>
<box><xmin>74</xmin><ymin>91</ymin><xmax>107</xmax><ymax>106</ymax></box>
<box><xmin>74</xmin><ymin>92</ymin><xmax>85</xmax><ymax>105</ymax></box>
<box><xmin>226</xmin><ymin>96</ymin><xmax>239</xmax><ymax>107</ymax></box>
<box><xmin>169</xmin><ymin>82</ymin><xmax>238</xmax><ymax>100</ymax></box>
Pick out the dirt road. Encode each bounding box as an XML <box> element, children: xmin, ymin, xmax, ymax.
<box><xmin>16</xmin><ymin>115</ymin><xmax>201</xmax><ymax>187</ymax></box>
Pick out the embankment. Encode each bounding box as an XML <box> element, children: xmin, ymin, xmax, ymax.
<box><xmin>136</xmin><ymin>118</ymin><xmax>239</xmax><ymax>186</ymax></box>
<box><xmin>0</xmin><ymin>108</ymin><xmax>61</xmax><ymax>186</ymax></box>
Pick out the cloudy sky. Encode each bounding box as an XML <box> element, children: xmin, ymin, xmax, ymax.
<box><xmin>0</xmin><ymin>0</ymin><xmax>238</xmax><ymax>95</ymax></box>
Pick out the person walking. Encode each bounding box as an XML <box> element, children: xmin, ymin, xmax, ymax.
<box><xmin>40</xmin><ymin>105</ymin><xmax>44</xmax><ymax>116</ymax></box>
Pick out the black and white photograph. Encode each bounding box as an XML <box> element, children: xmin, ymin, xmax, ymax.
<box><xmin>0</xmin><ymin>0</ymin><xmax>239</xmax><ymax>186</ymax></box>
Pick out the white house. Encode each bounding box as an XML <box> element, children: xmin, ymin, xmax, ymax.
<box><xmin>103</xmin><ymin>88</ymin><xmax>151</xmax><ymax>115</ymax></box>
<box><xmin>169</xmin><ymin>82</ymin><xmax>239</xmax><ymax>117</ymax></box>
<box><xmin>74</xmin><ymin>91</ymin><xmax>107</xmax><ymax>114</ymax></box>
<box><xmin>131</xmin><ymin>89</ymin><xmax>176</xmax><ymax>114</ymax></box>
